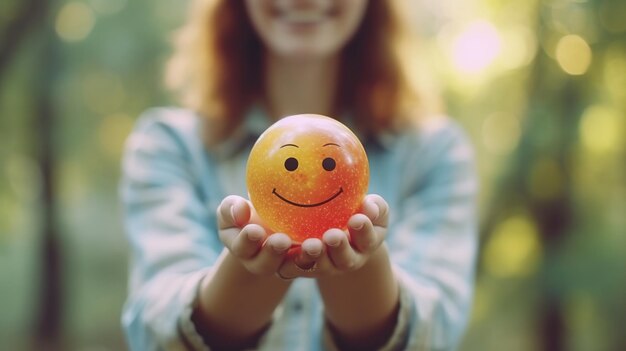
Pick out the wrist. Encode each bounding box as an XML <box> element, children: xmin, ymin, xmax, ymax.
<box><xmin>317</xmin><ymin>243</ymin><xmax>399</xmax><ymax>349</ymax></box>
<box><xmin>193</xmin><ymin>250</ymin><xmax>291</xmax><ymax>348</ymax></box>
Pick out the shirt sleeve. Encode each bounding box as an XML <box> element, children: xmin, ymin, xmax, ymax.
<box><xmin>120</xmin><ymin>110</ymin><xmax>223</xmax><ymax>351</ymax></box>
<box><xmin>386</xmin><ymin>121</ymin><xmax>479</xmax><ymax>351</ymax></box>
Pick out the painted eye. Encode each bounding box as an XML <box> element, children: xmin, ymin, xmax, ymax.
<box><xmin>284</xmin><ymin>157</ymin><xmax>298</xmax><ymax>171</ymax></box>
<box><xmin>322</xmin><ymin>157</ymin><xmax>336</xmax><ymax>171</ymax></box>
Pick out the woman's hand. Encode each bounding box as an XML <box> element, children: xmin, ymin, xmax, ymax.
<box><xmin>194</xmin><ymin>196</ymin><xmax>296</xmax><ymax>348</ymax></box>
<box><xmin>217</xmin><ymin>195</ymin><xmax>293</xmax><ymax>276</ymax></box>
<box><xmin>276</xmin><ymin>194</ymin><xmax>389</xmax><ymax>280</ymax></box>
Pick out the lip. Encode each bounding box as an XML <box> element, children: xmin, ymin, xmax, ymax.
<box><xmin>272</xmin><ymin>187</ymin><xmax>344</xmax><ymax>207</ymax></box>
<box><xmin>271</xmin><ymin>3</ymin><xmax>337</xmax><ymax>25</ymax></box>
<box><xmin>281</xmin><ymin>12</ymin><xmax>327</xmax><ymax>23</ymax></box>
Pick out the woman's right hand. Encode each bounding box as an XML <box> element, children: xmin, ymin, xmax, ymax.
<box><xmin>217</xmin><ymin>195</ymin><xmax>293</xmax><ymax>276</ymax></box>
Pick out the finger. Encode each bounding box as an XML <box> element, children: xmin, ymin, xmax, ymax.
<box><xmin>230</xmin><ymin>224</ymin><xmax>266</xmax><ymax>259</ymax></box>
<box><xmin>217</xmin><ymin>195</ymin><xmax>250</xmax><ymax>230</ymax></box>
<box><xmin>296</xmin><ymin>238</ymin><xmax>324</xmax><ymax>269</ymax></box>
<box><xmin>323</xmin><ymin>229</ymin><xmax>359</xmax><ymax>271</ymax></box>
<box><xmin>276</xmin><ymin>239</ymin><xmax>324</xmax><ymax>279</ymax></box>
<box><xmin>248</xmin><ymin>233</ymin><xmax>292</xmax><ymax>275</ymax></box>
<box><xmin>347</xmin><ymin>214</ymin><xmax>380</xmax><ymax>253</ymax></box>
<box><xmin>362</xmin><ymin>194</ymin><xmax>389</xmax><ymax>228</ymax></box>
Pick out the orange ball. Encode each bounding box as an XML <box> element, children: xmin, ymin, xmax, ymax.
<box><xmin>246</xmin><ymin>114</ymin><xmax>369</xmax><ymax>243</ymax></box>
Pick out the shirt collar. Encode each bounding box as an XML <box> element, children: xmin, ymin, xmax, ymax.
<box><xmin>207</xmin><ymin>106</ymin><xmax>398</xmax><ymax>159</ymax></box>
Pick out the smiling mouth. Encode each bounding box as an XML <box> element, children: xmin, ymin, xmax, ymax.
<box><xmin>272</xmin><ymin>187</ymin><xmax>344</xmax><ymax>208</ymax></box>
<box><xmin>272</xmin><ymin>3</ymin><xmax>336</xmax><ymax>19</ymax></box>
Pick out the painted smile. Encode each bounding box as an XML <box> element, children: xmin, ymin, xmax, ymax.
<box><xmin>272</xmin><ymin>187</ymin><xmax>344</xmax><ymax>208</ymax></box>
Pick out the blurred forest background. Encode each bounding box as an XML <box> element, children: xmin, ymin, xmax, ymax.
<box><xmin>0</xmin><ymin>0</ymin><xmax>624</xmax><ymax>350</ymax></box>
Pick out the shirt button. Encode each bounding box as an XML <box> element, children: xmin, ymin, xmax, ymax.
<box><xmin>293</xmin><ymin>301</ymin><xmax>303</xmax><ymax>312</ymax></box>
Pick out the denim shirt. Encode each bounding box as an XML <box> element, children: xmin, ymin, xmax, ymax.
<box><xmin>120</xmin><ymin>107</ymin><xmax>478</xmax><ymax>351</ymax></box>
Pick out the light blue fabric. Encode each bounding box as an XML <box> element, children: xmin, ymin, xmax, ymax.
<box><xmin>120</xmin><ymin>107</ymin><xmax>478</xmax><ymax>350</ymax></box>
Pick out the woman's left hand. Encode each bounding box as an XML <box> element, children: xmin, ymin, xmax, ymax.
<box><xmin>276</xmin><ymin>194</ymin><xmax>389</xmax><ymax>280</ymax></box>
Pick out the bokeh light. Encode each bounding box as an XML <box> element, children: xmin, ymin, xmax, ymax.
<box><xmin>451</xmin><ymin>20</ymin><xmax>502</xmax><ymax>74</ymax></box>
<box><xmin>55</xmin><ymin>2</ymin><xmax>95</xmax><ymax>42</ymax></box>
<box><xmin>555</xmin><ymin>35</ymin><xmax>592</xmax><ymax>75</ymax></box>
<box><xmin>579</xmin><ymin>105</ymin><xmax>623</xmax><ymax>154</ymax></box>
<box><xmin>483</xmin><ymin>215</ymin><xmax>542</xmax><ymax>278</ymax></box>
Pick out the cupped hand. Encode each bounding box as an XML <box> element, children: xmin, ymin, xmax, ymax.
<box><xmin>217</xmin><ymin>195</ymin><xmax>293</xmax><ymax>276</ymax></box>
<box><xmin>276</xmin><ymin>194</ymin><xmax>389</xmax><ymax>280</ymax></box>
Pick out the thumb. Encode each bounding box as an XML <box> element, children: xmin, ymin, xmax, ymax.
<box><xmin>218</xmin><ymin>195</ymin><xmax>251</xmax><ymax>229</ymax></box>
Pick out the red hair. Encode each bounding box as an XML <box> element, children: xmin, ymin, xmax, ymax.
<box><xmin>167</xmin><ymin>0</ymin><xmax>415</xmax><ymax>143</ymax></box>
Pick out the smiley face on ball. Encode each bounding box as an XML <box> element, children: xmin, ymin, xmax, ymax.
<box><xmin>246</xmin><ymin>114</ymin><xmax>369</xmax><ymax>243</ymax></box>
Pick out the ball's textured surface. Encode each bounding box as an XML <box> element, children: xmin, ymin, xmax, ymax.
<box><xmin>246</xmin><ymin>114</ymin><xmax>369</xmax><ymax>243</ymax></box>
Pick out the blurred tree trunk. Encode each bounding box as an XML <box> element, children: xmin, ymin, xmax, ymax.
<box><xmin>33</xmin><ymin>23</ymin><xmax>64</xmax><ymax>350</ymax></box>
<box><xmin>477</xmin><ymin>0</ymin><xmax>582</xmax><ymax>350</ymax></box>
<box><xmin>0</xmin><ymin>0</ymin><xmax>63</xmax><ymax>351</ymax></box>
<box><xmin>1</xmin><ymin>1</ymin><xmax>64</xmax><ymax>350</ymax></box>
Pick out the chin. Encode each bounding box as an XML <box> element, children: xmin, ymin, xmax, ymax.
<box><xmin>273</xmin><ymin>43</ymin><xmax>339</xmax><ymax>61</ymax></box>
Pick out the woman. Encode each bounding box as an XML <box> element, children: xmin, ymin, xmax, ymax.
<box><xmin>121</xmin><ymin>1</ymin><xmax>478</xmax><ymax>350</ymax></box>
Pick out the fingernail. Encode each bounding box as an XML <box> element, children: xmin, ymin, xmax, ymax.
<box><xmin>327</xmin><ymin>237</ymin><xmax>341</xmax><ymax>247</ymax></box>
<box><xmin>351</xmin><ymin>222</ymin><xmax>364</xmax><ymax>231</ymax></box>
<box><xmin>273</xmin><ymin>244</ymin><xmax>290</xmax><ymax>254</ymax></box>
<box><xmin>247</xmin><ymin>230</ymin><xmax>263</xmax><ymax>242</ymax></box>
<box><xmin>307</xmin><ymin>249</ymin><xmax>322</xmax><ymax>257</ymax></box>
